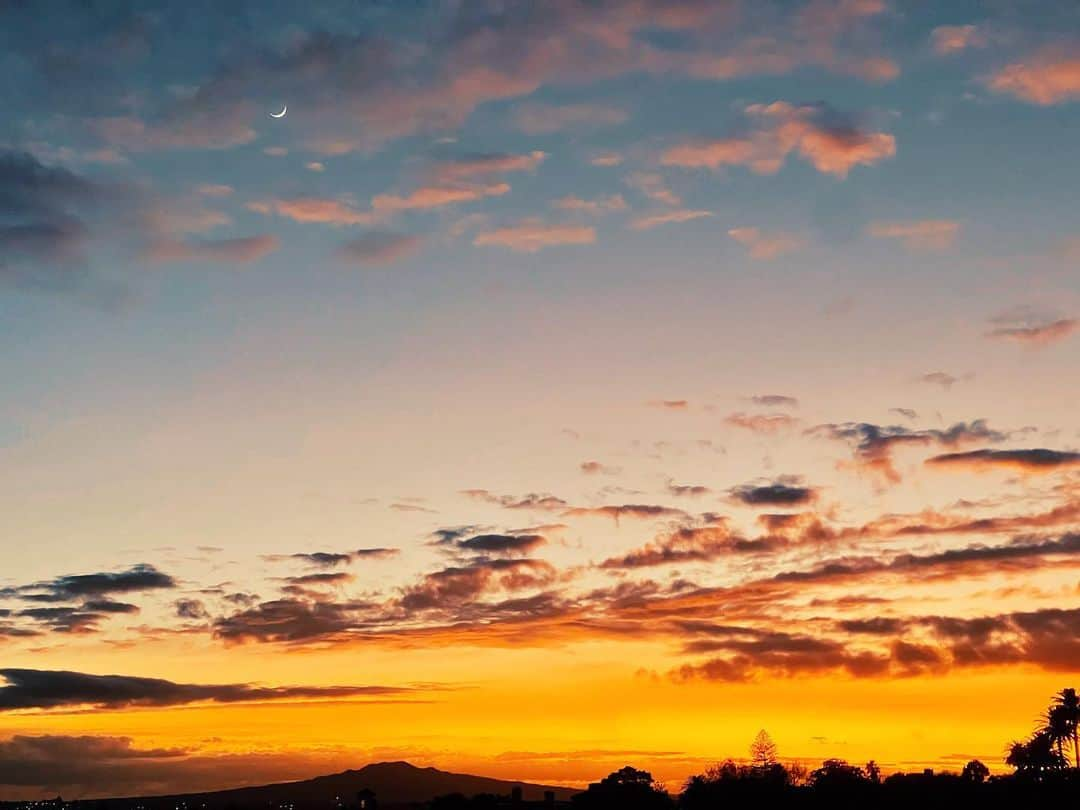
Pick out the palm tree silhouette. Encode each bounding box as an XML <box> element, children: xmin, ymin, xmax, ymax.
<box><xmin>1050</xmin><ymin>688</ymin><xmax>1079</xmax><ymax>768</ymax></box>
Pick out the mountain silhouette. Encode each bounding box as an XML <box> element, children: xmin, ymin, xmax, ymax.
<box><xmin>60</xmin><ymin>761</ymin><xmax>579</xmax><ymax>808</ymax></box>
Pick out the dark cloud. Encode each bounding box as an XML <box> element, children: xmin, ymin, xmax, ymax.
<box><xmin>731</xmin><ymin>481</ymin><xmax>817</xmax><ymax>506</ymax></box>
<box><xmin>213</xmin><ymin>599</ymin><xmax>365</xmax><ymax>644</ymax></box>
<box><xmin>0</xmin><ymin>668</ymin><xmax>413</xmax><ymax>711</ymax></box>
<box><xmin>0</xmin><ymin>150</ymin><xmax>117</xmax><ymax>295</ymax></box>
<box><xmin>265</xmin><ymin>549</ymin><xmax>399</xmax><ymax>568</ymax></box>
<box><xmin>926</xmin><ymin>448</ymin><xmax>1080</xmax><ymax>472</ymax></box>
<box><xmin>562</xmin><ymin>503</ymin><xmax>688</xmax><ymax>523</ymax></box>
<box><xmin>400</xmin><ymin>559</ymin><xmax>557</xmax><ymax>611</ymax></box>
<box><xmin>336</xmin><ymin>232</ymin><xmax>422</xmax><ymax>265</ymax></box>
<box><xmin>462</xmin><ymin>490</ymin><xmax>570</xmax><ymax>511</ymax></box>
<box><xmin>456</xmin><ymin>533</ymin><xmax>547</xmax><ymax>555</ymax></box>
<box><xmin>750</xmin><ymin>395</ymin><xmax>798</xmax><ymax>408</ymax></box>
<box><xmin>15</xmin><ymin>564</ymin><xmax>175</xmax><ymax>602</ymax></box>
<box><xmin>174</xmin><ymin>599</ymin><xmax>208</xmax><ymax>620</ymax></box>
<box><xmin>810</xmin><ymin>419</ymin><xmax>1007</xmax><ymax>484</ymax></box>
<box><xmin>667</xmin><ymin>481</ymin><xmax>711</xmax><ymax>497</ymax></box>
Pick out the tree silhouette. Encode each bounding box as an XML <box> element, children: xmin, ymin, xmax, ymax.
<box><xmin>1006</xmin><ymin>731</ymin><xmax>1068</xmax><ymax>778</ymax></box>
<box><xmin>749</xmin><ymin>729</ymin><xmax>778</xmax><ymax>769</ymax></box>
<box><xmin>961</xmin><ymin>759</ymin><xmax>989</xmax><ymax>783</ymax></box>
<box><xmin>865</xmin><ymin>760</ymin><xmax>881</xmax><ymax>784</ymax></box>
<box><xmin>1051</xmin><ymin>687</ymin><xmax>1079</xmax><ymax>768</ymax></box>
<box><xmin>574</xmin><ymin>767</ymin><xmax>672</xmax><ymax>810</ymax></box>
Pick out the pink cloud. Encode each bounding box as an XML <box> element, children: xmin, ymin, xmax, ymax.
<box><xmin>372</xmin><ymin>183</ymin><xmax>510</xmax><ymax>212</ymax></box>
<box><xmin>727</xmin><ymin>227</ymin><xmax>805</xmax><ymax>259</ymax></box>
<box><xmin>662</xmin><ymin>101</ymin><xmax>896</xmax><ymax>178</ymax></box>
<box><xmin>988</xmin><ymin>47</ymin><xmax>1080</xmax><ymax>105</ymax></box>
<box><xmin>629</xmin><ymin>210</ymin><xmax>713</xmax><ymax>231</ymax></box>
<box><xmin>625</xmin><ymin>172</ymin><xmax>681</xmax><ymax>206</ymax></box>
<box><xmin>144</xmin><ymin>234</ymin><xmax>280</xmax><ymax>264</ymax></box>
<box><xmin>473</xmin><ymin>221</ymin><xmax>596</xmax><ymax>253</ymax></box>
<box><xmin>434</xmin><ymin>151</ymin><xmax>547</xmax><ymax>181</ymax></box>
<box><xmin>336</xmin><ymin>233</ymin><xmax>422</xmax><ymax>265</ymax></box>
<box><xmin>551</xmin><ymin>194</ymin><xmax>627</xmax><ymax>215</ymax></box>
<box><xmin>930</xmin><ymin>25</ymin><xmax>988</xmax><ymax>55</ymax></box>
<box><xmin>867</xmin><ymin>220</ymin><xmax>960</xmax><ymax>251</ymax></box>
<box><xmin>987</xmin><ymin>318</ymin><xmax>1078</xmax><ymax>346</ymax></box>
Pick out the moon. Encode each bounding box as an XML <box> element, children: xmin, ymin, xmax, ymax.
<box><xmin>269</xmin><ymin>105</ymin><xmax>287</xmax><ymax>119</ymax></box>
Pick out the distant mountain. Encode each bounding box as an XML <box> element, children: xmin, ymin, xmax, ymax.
<box><xmin>66</xmin><ymin>761</ymin><xmax>579</xmax><ymax>809</ymax></box>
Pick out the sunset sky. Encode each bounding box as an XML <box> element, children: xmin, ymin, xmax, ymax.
<box><xmin>2</xmin><ymin>0</ymin><xmax>1080</xmax><ymax>800</ymax></box>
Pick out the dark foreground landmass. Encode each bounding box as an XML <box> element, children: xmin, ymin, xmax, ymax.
<box><xmin>2</xmin><ymin>759</ymin><xmax>1080</xmax><ymax>810</ymax></box>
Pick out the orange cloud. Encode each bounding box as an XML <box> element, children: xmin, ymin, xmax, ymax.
<box><xmin>725</xmin><ymin>412</ymin><xmax>798</xmax><ymax>434</ymax></box>
<box><xmin>248</xmin><ymin>197</ymin><xmax>376</xmax><ymax>226</ymax></box>
<box><xmin>624</xmin><ymin>172</ymin><xmax>681</xmax><ymax>206</ymax></box>
<box><xmin>727</xmin><ymin>227</ymin><xmax>805</xmax><ymax>259</ymax></box>
<box><xmin>662</xmin><ymin>102</ymin><xmax>895</xmax><ymax>178</ymax></box>
<box><xmin>867</xmin><ymin>220</ymin><xmax>960</xmax><ymax>251</ymax></box>
<box><xmin>988</xmin><ymin>48</ymin><xmax>1080</xmax><ymax>105</ymax></box>
<box><xmin>473</xmin><ymin>221</ymin><xmax>595</xmax><ymax>252</ymax></box>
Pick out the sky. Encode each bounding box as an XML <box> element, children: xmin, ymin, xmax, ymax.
<box><xmin>1</xmin><ymin>0</ymin><xmax>1080</xmax><ymax>799</ymax></box>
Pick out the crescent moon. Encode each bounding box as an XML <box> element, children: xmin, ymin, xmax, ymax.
<box><xmin>269</xmin><ymin>105</ymin><xmax>287</xmax><ymax>119</ymax></box>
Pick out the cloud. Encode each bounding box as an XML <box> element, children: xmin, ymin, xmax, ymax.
<box><xmin>336</xmin><ymin>232</ymin><xmax>422</xmax><ymax>265</ymax></box>
<box><xmin>662</xmin><ymin>101</ymin><xmax>895</xmax><ymax>178</ymax></box>
<box><xmin>629</xmin><ymin>210</ymin><xmax>713</xmax><ymax>231</ymax></box>
<box><xmin>473</xmin><ymin>221</ymin><xmax>595</xmax><ymax>252</ymax></box>
<box><xmin>0</xmin><ymin>149</ymin><xmax>126</xmax><ymax>295</ymax></box>
<box><xmin>926</xmin><ymin>448</ymin><xmax>1080</xmax><ymax>473</ymax></box>
<box><xmin>213</xmin><ymin>599</ymin><xmax>365</xmax><ymax>644</ymax></box>
<box><xmin>195</xmin><ymin>184</ymin><xmax>233</xmax><ymax>197</ymax></box>
<box><xmin>0</xmin><ymin>668</ymin><xmax>412</xmax><ymax>711</ymax></box>
<box><xmin>867</xmin><ymin>220</ymin><xmax>960</xmax><ymax>251</ymax></box>
<box><xmin>552</xmin><ymin>194</ymin><xmax>627</xmax><ymax>215</ymax></box>
<box><xmin>400</xmin><ymin>559</ymin><xmax>558</xmax><ymax>611</ymax></box>
<box><xmin>590</xmin><ymin>153</ymin><xmax>624</xmax><ymax>167</ymax></box>
<box><xmin>456</xmin><ymin>533</ymin><xmax>547</xmax><ymax>555</ymax></box>
<box><xmin>731</xmin><ymin>481</ymin><xmax>817</xmax><ymax>507</ymax></box>
<box><xmin>562</xmin><ymin>504</ymin><xmax>688</xmax><ymax>524</ymax></box>
<box><xmin>174</xmin><ymin>599</ymin><xmax>208</xmax><ymax>620</ymax></box>
<box><xmin>248</xmin><ymin>197</ymin><xmax>376</xmax><ymax>226</ymax></box>
<box><xmin>930</xmin><ymin>25</ymin><xmax>989</xmax><ymax>55</ymax></box>
<box><xmin>11</xmin><ymin>564</ymin><xmax>175</xmax><ymax>602</ymax></box>
<box><xmin>667</xmin><ymin>482</ymin><xmax>711</xmax><ymax>497</ymax></box>
<box><xmin>751</xmin><ymin>395</ymin><xmax>798</xmax><ymax>408</ymax></box>
<box><xmin>580</xmin><ymin>461</ymin><xmax>620</xmax><ymax>475</ymax></box>
<box><xmin>812</xmin><ymin>420</ymin><xmax>1007</xmax><ymax>484</ymax></box>
<box><xmin>624</xmin><ymin>172</ymin><xmax>681</xmax><ymax>206</ymax></box>
<box><xmin>264</xmin><ymin>549</ymin><xmax>400</xmax><ymax>568</ymax></box>
<box><xmin>725</xmin><ymin>412</ymin><xmax>798</xmax><ymax>434</ymax></box>
<box><xmin>433</xmin><ymin>151</ymin><xmax>547</xmax><ymax>181</ymax></box>
<box><xmin>987</xmin><ymin>317</ymin><xmax>1078</xmax><ymax>346</ymax></box>
<box><xmin>650</xmin><ymin>399</ymin><xmax>689</xmax><ymax>409</ymax></box>
<box><xmin>462</xmin><ymin>490</ymin><xmax>570</xmax><ymax>511</ymax></box>
<box><xmin>988</xmin><ymin>46</ymin><xmax>1080</xmax><ymax>105</ymax></box>
<box><xmin>143</xmin><ymin>234</ymin><xmax>279</xmax><ymax>264</ymax></box>
<box><xmin>727</xmin><ymin>227</ymin><xmax>805</xmax><ymax>259</ymax></box>
<box><xmin>371</xmin><ymin>183</ymin><xmax>510</xmax><ymax>212</ymax></box>
<box><xmin>513</xmin><ymin>103</ymin><xmax>628</xmax><ymax>134</ymax></box>
<box><xmin>921</xmin><ymin>371</ymin><xmax>960</xmax><ymax>389</ymax></box>
<box><xmin>64</xmin><ymin>4</ymin><xmax>893</xmax><ymax>159</ymax></box>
